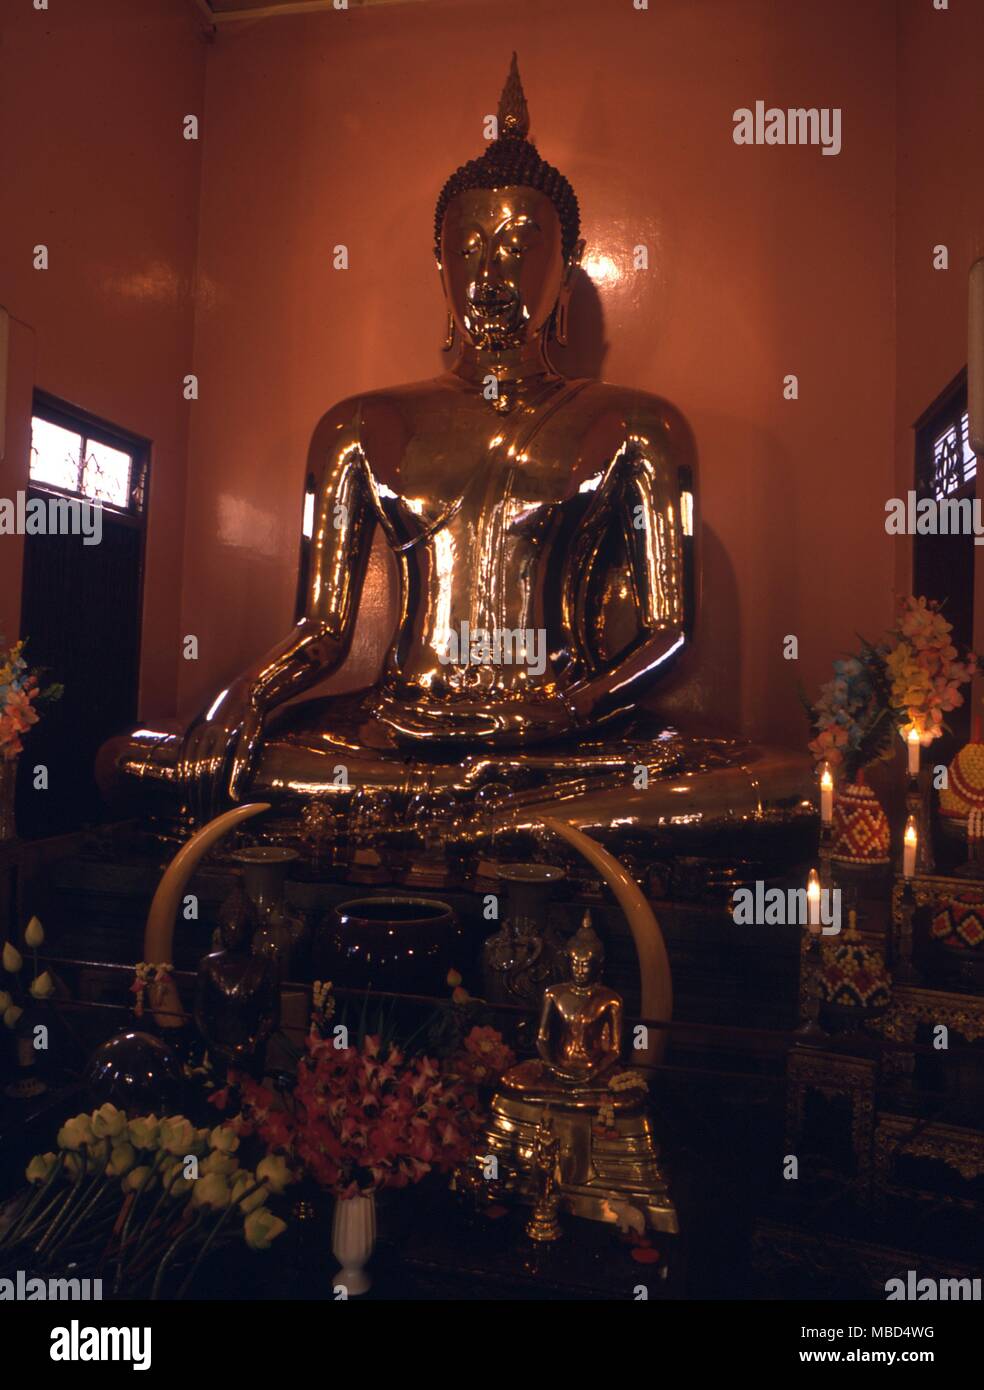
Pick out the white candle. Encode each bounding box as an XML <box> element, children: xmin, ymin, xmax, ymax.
<box><xmin>903</xmin><ymin>816</ymin><xmax>918</xmax><ymax>879</ymax></box>
<box><xmin>906</xmin><ymin>727</ymin><xmax>920</xmax><ymax>777</ymax></box>
<box><xmin>819</xmin><ymin>764</ymin><xmax>833</xmax><ymax>826</ymax></box>
<box><xmin>806</xmin><ymin>868</ymin><xmax>821</xmax><ymax>934</ymax></box>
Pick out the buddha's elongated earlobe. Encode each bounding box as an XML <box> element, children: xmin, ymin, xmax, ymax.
<box><xmin>553</xmin><ymin>238</ymin><xmax>585</xmax><ymax>347</ymax></box>
<box><xmin>437</xmin><ymin>258</ymin><xmax>455</xmax><ymax>350</ymax></box>
<box><xmin>554</xmin><ymin>295</ymin><xmax>569</xmax><ymax>347</ymax></box>
<box><xmin>442</xmin><ymin>310</ymin><xmax>455</xmax><ymax>351</ymax></box>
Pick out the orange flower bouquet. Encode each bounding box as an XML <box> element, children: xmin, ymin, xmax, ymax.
<box><xmin>883</xmin><ymin>595</ymin><xmax>976</xmax><ymax>746</ymax></box>
<box><xmin>0</xmin><ymin>638</ymin><xmax>62</xmax><ymax>761</ymax></box>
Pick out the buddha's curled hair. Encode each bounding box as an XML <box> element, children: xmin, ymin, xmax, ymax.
<box><xmin>434</xmin><ymin>53</ymin><xmax>581</xmax><ymax>262</ymax></box>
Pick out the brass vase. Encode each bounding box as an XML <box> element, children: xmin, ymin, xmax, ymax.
<box><xmin>481</xmin><ymin>862</ymin><xmax>565</xmax><ymax>1004</ymax></box>
<box><xmin>232</xmin><ymin>846</ymin><xmax>307</xmax><ymax>973</ymax></box>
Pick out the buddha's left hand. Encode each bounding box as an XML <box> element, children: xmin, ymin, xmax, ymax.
<box><xmin>178</xmin><ymin>677</ymin><xmax>262</xmax><ymax>822</ymax></box>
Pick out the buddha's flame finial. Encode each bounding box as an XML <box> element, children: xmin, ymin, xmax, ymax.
<box><xmin>498</xmin><ymin>52</ymin><xmax>530</xmax><ymax>140</ymax></box>
<box><xmin>569</xmin><ymin>909</ymin><xmax>604</xmax><ymax>964</ymax></box>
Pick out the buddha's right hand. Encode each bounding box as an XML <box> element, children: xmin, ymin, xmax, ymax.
<box><xmin>178</xmin><ymin>678</ymin><xmax>261</xmax><ymax>824</ymax></box>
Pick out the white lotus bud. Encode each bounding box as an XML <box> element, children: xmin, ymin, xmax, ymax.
<box><xmin>30</xmin><ymin>970</ymin><xmax>54</xmax><ymax>1000</ymax></box>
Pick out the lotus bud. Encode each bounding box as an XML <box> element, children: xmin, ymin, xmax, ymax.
<box><xmin>208</xmin><ymin>1125</ymin><xmax>240</xmax><ymax>1154</ymax></box>
<box><xmin>127</xmin><ymin>1115</ymin><xmax>160</xmax><ymax>1150</ymax></box>
<box><xmin>91</xmin><ymin>1103</ymin><xmax>128</xmax><ymax>1140</ymax></box>
<box><xmin>105</xmin><ymin>1141</ymin><xmax>137</xmax><ymax>1178</ymax></box>
<box><xmin>159</xmin><ymin>1115</ymin><xmax>196</xmax><ymax>1156</ymax></box>
<box><xmin>231</xmin><ymin>1170</ymin><xmax>268</xmax><ymax>1214</ymax></box>
<box><xmin>25</xmin><ymin>1152</ymin><xmax>58</xmax><ymax>1184</ymax></box>
<box><xmin>192</xmin><ymin>1172</ymin><xmax>231</xmax><ymax>1210</ymax></box>
<box><xmin>244</xmin><ymin>1208</ymin><xmax>287</xmax><ymax>1250</ymax></box>
<box><xmin>190</xmin><ymin>1127</ymin><xmax>212</xmax><ymax>1158</ymax></box>
<box><xmin>86</xmin><ymin>1138</ymin><xmax>111</xmax><ymax>1168</ymax></box>
<box><xmin>201</xmin><ymin>1150</ymin><xmax>239</xmax><ymax>1177</ymax></box>
<box><xmin>24</xmin><ymin>917</ymin><xmax>44</xmax><ymax>949</ymax></box>
<box><xmin>2</xmin><ymin>941</ymin><xmax>23</xmax><ymax>973</ymax></box>
<box><xmin>57</xmin><ymin>1114</ymin><xmax>94</xmax><ymax>1150</ymax></box>
<box><xmin>123</xmin><ymin>1165</ymin><xmax>157</xmax><ymax>1193</ymax></box>
<box><xmin>29</xmin><ymin>970</ymin><xmax>54</xmax><ymax>1000</ymax></box>
<box><xmin>256</xmin><ymin>1153</ymin><xmax>294</xmax><ymax>1194</ymax></box>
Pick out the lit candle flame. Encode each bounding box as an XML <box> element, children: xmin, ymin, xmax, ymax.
<box><xmin>806</xmin><ymin>867</ymin><xmax>821</xmax><ymax>930</ymax></box>
<box><xmin>904</xmin><ymin>816</ymin><xmax>918</xmax><ymax>848</ymax></box>
<box><xmin>820</xmin><ymin>765</ymin><xmax>833</xmax><ymax>792</ymax></box>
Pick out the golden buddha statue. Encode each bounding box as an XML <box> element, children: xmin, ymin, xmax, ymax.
<box><xmin>526</xmin><ymin>1114</ymin><xmax>562</xmax><ymax>1243</ymax></box>
<box><xmin>485</xmin><ymin>914</ymin><xmax>677</xmax><ymax>1231</ymax></box>
<box><xmin>111</xmin><ymin>56</ymin><xmax>808</xmax><ymax>836</ymax></box>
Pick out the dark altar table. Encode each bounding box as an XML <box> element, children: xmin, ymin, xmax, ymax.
<box><xmin>366</xmin><ymin>1204</ymin><xmax>679</xmax><ymax>1301</ymax></box>
<box><xmin>2</xmin><ymin>1079</ymin><xmax>689</xmax><ymax>1303</ymax></box>
<box><xmin>182</xmin><ymin>1189</ymin><xmax>681</xmax><ymax>1302</ymax></box>
<box><xmin>1</xmin><ymin>1089</ymin><xmax>681</xmax><ymax>1302</ymax></box>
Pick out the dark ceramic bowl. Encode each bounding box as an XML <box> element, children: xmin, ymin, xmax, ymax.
<box><xmin>85</xmin><ymin>1031</ymin><xmax>184</xmax><ymax>1116</ymax></box>
<box><xmin>315</xmin><ymin>896</ymin><xmax>460</xmax><ymax>995</ymax></box>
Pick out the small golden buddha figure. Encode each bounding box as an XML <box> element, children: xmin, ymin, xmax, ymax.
<box><xmin>505</xmin><ymin>912</ymin><xmax>623</xmax><ymax>1099</ymax></box>
<box><xmin>525</xmin><ymin>1112</ymin><xmax>562</xmax><ymax>1243</ymax></box>
<box><xmin>486</xmin><ymin>915</ymin><xmax>677</xmax><ymax>1232</ymax></box>
<box><xmin>109</xmin><ymin>55</ymin><xmax>809</xmax><ymax>835</ymax></box>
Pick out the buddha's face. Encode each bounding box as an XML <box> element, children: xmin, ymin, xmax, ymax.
<box><xmin>569</xmin><ymin>948</ymin><xmax>599</xmax><ymax>986</ymax></box>
<box><xmin>439</xmin><ymin>186</ymin><xmax>566</xmax><ymax>351</ymax></box>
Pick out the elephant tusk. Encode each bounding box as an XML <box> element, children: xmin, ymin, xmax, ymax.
<box><xmin>536</xmin><ymin>815</ymin><xmax>672</xmax><ymax>1066</ymax></box>
<box><xmin>143</xmin><ymin>803</ymin><xmax>271</xmax><ymax>1027</ymax></box>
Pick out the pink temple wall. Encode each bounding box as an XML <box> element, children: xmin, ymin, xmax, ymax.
<box><xmin>178</xmin><ymin>0</ymin><xmax>897</xmax><ymax>748</ymax></box>
<box><xmin>0</xmin><ymin>0</ymin><xmax>207</xmax><ymax>718</ymax></box>
<box><xmin>895</xmin><ymin>0</ymin><xmax>984</xmax><ymax>679</ymax></box>
<box><xmin>4</xmin><ymin>0</ymin><xmax>919</xmax><ymax>754</ymax></box>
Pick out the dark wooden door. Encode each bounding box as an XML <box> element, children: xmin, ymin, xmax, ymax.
<box><xmin>17</xmin><ymin>503</ymin><xmax>145</xmax><ymax>843</ymax></box>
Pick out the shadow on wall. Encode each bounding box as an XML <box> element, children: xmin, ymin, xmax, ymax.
<box><xmin>647</xmin><ymin>524</ymin><xmax>743</xmax><ymax>740</ymax></box>
<box><xmin>546</xmin><ymin>267</ymin><xmax>609</xmax><ymax>381</ymax></box>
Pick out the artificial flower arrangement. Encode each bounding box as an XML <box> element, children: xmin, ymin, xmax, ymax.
<box><xmin>1</xmin><ymin>975</ymin><xmax>514</xmax><ymax>1297</ymax></box>
<box><xmin>425</xmin><ymin>969</ymin><xmax>517</xmax><ymax>1089</ymax></box>
<box><xmin>1</xmin><ymin>916</ymin><xmax>55</xmax><ymax>1030</ymax></box>
<box><xmin>883</xmin><ymin>595</ymin><xmax>977</xmax><ymax>743</ymax></box>
<box><xmin>805</xmin><ymin>595</ymin><xmax>977</xmax><ymax>778</ymax></box>
<box><xmin>131</xmin><ymin>961</ymin><xmax>175</xmax><ymax>1019</ymax></box>
<box><xmin>0</xmin><ymin>638</ymin><xmax>62</xmax><ymax>761</ymax></box>
<box><xmin>212</xmin><ymin>976</ymin><xmax>515</xmax><ymax>1201</ymax></box>
<box><xmin>0</xmin><ymin>1103</ymin><xmax>290</xmax><ymax>1299</ymax></box>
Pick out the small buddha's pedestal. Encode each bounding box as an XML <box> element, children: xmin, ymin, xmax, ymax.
<box><xmin>402</xmin><ymin>852</ymin><xmax>450</xmax><ymax>890</ymax></box>
<box><xmin>485</xmin><ymin>1059</ymin><xmax>678</xmax><ymax>1233</ymax></box>
<box><xmin>347</xmin><ymin>846</ymin><xmax>389</xmax><ymax>886</ymax></box>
